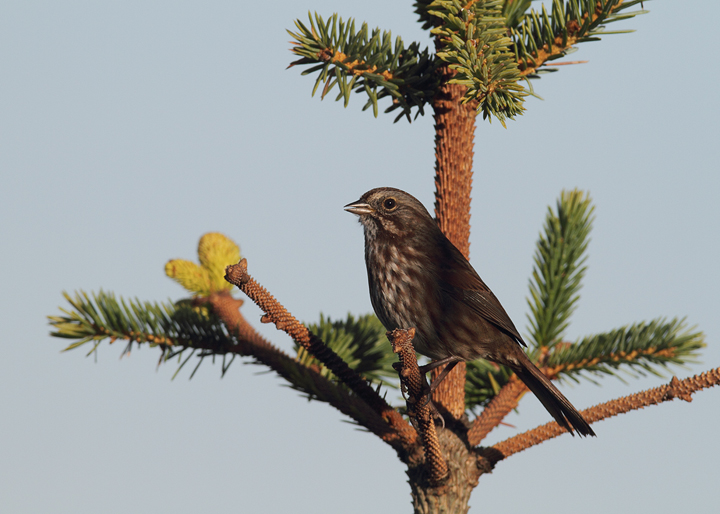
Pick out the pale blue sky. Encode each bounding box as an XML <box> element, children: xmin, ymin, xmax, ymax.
<box><xmin>1</xmin><ymin>2</ymin><xmax>718</xmax><ymax>513</ymax></box>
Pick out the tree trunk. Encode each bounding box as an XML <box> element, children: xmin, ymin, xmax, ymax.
<box><xmin>430</xmin><ymin>65</ymin><xmax>477</xmax><ymax>419</ymax></box>
<box><xmin>408</xmin><ymin>429</ymin><xmax>488</xmax><ymax>514</ymax></box>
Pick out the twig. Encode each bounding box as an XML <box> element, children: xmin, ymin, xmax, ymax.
<box><xmin>224</xmin><ymin>259</ymin><xmax>418</xmax><ymax>454</ymax></box>
<box><xmin>467</xmin><ymin>376</ymin><xmax>526</xmax><ymax>446</ymax></box>
<box><xmin>543</xmin><ymin>60</ymin><xmax>588</xmax><ymax>66</ymax></box>
<box><xmin>389</xmin><ymin>328</ymin><xmax>449</xmax><ymax>486</ymax></box>
<box><xmin>480</xmin><ymin>367</ymin><xmax>720</xmax><ymax>463</ymax></box>
<box><xmin>204</xmin><ymin>291</ymin><xmax>416</xmax><ymax>455</ymax></box>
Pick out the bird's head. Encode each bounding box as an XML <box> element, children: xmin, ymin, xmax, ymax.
<box><xmin>344</xmin><ymin>187</ymin><xmax>436</xmax><ymax>240</ymax></box>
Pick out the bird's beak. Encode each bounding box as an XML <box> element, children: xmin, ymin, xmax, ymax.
<box><xmin>344</xmin><ymin>200</ymin><xmax>374</xmax><ymax>215</ymax></box>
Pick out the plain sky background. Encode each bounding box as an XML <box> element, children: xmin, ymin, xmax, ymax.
<box><xmin>1</xmin><ymin>1</ymin><xmax>718</xmax><ymax>513</ymax></box>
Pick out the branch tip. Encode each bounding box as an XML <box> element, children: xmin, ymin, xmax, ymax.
<box><xmin>388</xmin><ymin>328</ymin><xmax>416</xmax><ymax>354</ymax></box>
<box><xmin>224</xmin><ymin>258</ymin><xmax>249</xmax><ymax>286</ymax></box>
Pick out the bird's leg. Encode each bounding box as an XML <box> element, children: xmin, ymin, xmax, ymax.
<box><xmin>419</xmin><ymin>357</ymin><xmax>461</xmax><ymax>394</ymax></box>
<box><xmin>416</xmin><ymin>357</ymin><xmax>461</xmax><ymax>425</ymax></box>
<box><xmin>419</xmin><ymin>355</ymin><xmax>458</xmax><ymax>375</ymax></box>
<box><xmin>426</xmin><ymin>359</ymin><xmax>460</xmax><ymax>395</ymax></box>
<box><xmin>420</xmin><ymin>357</ymin><xmax>461</xmax><ymax>428</ymax></box>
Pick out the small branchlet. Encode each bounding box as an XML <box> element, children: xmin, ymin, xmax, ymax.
<box><xmin>527</xmin><ymin>189</ymin><xmax>594</xmax><ymax>349</ymax></box>
<box><xmin>288</xmin><ymin>12</ymin><xmax>437</xmax><ymax>122</ymax></box>
<box><xmin>512</xmin><ymin>0</ymin><xmax>648</xmax><ymax>77</ymax></box>
<box><xmin>467</xmin><ymin>376</ymin><xmax>526</xmax><ymax>446</ymax></box>
<box><xmin>481</xmin><ymin>367</ymin><xmax>720</xmax><ymax>463</ymax></box>
<box><xmin>388</xmin><ymin>328</ymin><xmax>449</xmax><ymax>486</ymax></box>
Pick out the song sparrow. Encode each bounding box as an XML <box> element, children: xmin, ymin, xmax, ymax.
<box><xmin>345</xmin><ymin>187</ymin><xmax>595</xmax><ymax>437</ymax></box>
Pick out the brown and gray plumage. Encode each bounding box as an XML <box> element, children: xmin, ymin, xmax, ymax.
<box><xmin>345</xmin><ymin>187</ymin><xmax>595</xmax><ymax>437</ymax></box>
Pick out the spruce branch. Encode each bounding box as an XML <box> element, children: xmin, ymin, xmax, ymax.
<box><xmin>288</xmin><ymin>12</ymin><xmax>437</xmax><ymax>122</ymax></box>
<box><xmin>389</xmin><ymin>328</ymin><xmax>449</xmax><ymax>485</ymax></box>
<box><xmin>49</xmin><ymin>289</ymin><xmax>419</xmax><ymax>457</ymax></box>
<box><xmin>465</xmin><ymin>317</ymin><xmax>703</xmax><ymax>440</ymax></box>
<box><xmin>164</xmin><ymin>232</ymin><xmax>398</xmax><ymax>388</ymax></box>
<box><xmin>49</xmin><ymin>290</ymin><xmax>235</xmax><ymax>357</ymax></box>
<box><xmin>224</xmin><ymin>259</ymin><xmax>417</xmax><ymax>451</ymax></box>
<box><xmin>527</xmin><ymin>189</ymin><xmax>594</xmax><ymax>349</ymax></box>
<box><xmin>466</xmin><ymin>188</ymin><xmax>594</xmax><ymax>414</ymax></box>
<box><xmin>467</xmin><ymin>376</ymin><xmax>526</xmax><ymax>446</ymax></box>
<box><xmin>51</xmin><ymin>232</ymin><xmax>421</xmax><ymax>454</ymax></box>
<box><xmin>429</xmin><ymin>0</ymin><xmax>527</xmax><ymax>125</ymax></box>
<box><xmin>545</xmin><ymin>318</ymin><xmax>705</xmax><ymax>383</ymax></box>
<box><xmin>465</xmin><ymin>190</ymin><xmax>701</xmax><ymax>439</ymax></box>
<box><xmin>512</xmin><ymin>0</ymin><xmax>648</xmax><ymax>77</ymax></box>
<box><xmin>206</xmin><ymin>292</ymin><xmax>418</xmax><ymax>459</ymax></box>
<box><xmin>482</xmin><ymin>367</ymin><xmax>720</xmax><ymax>461</ymax></box>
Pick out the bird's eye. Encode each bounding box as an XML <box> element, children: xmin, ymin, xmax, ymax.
<box><xmin>383</xmin><ymin>198</ymin><xmax>397</xmax><ymax>211</ymax></box>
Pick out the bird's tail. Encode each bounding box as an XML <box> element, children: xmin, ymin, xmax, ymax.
<box><xmin>512</xmin><ymin>354</ymin><xmax>596</xmax><ymax>437</ymax></box>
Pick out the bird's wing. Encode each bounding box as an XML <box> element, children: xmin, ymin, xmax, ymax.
<box><xmin>437</xmin><ymin>241</ymin><xmax>526</xmax><ymax>347</ymax></box>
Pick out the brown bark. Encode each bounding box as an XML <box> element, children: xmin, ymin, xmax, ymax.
<box><xmin>467</xmin><ymin>377</ymin><xmax>527</xmax><ymax>446</ymax></box>
<box><xmin>430</xmin><ymin>65</ymin><xmax>477</xmax><ymax>420</ymax></box>
<box><xmin>408</xmin><ymin>430</ymin><xmax>491</xmax><ymax>514</ymax></box>
<box><xmin>399</xmin><ymin>65</ymin><xmax>484</xmax><ymax>511</ymax></box>
<box><xmin>389</xmin><ymin>328</ymin><xmax>448</xmax><ymax>486</ymax></box>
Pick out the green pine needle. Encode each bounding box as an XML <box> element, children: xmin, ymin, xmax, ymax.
<box><xmin>465</xmin><ymin>318</ymin><xmax>704</xmax><ymax>411</ymax></box>
<box><xmin>290</xmin><ymin>2</ymin><xmax>647</xmax><ymax>124</ymax></box>
<box><xmin>288</xmin><ymin>12</ymin><xmax>437</xmax><ymax>121</ymax></box>
<box><xmin>48</xmin><ymin>292</ymin><xmax>400</xmax><ymax>404</ymax></box>
<box><xmin>48</xmin><ymin>290</ymin><xmax>235</xmax><ymax>377</ymax></box>
<box><xmin>428</xmin><ymin>0</ymin><xmax>528</xmax><ymax>125</ymax></box>
<box><xmin>502</xmin><ymin>0</ymin><xmax>533</xmax><ymax>29</ymax></box>
<box><xmin>526</xmin><ymin>189</ymin><xmax>594</xmax><ymax>348</ymax></box>
<box><xmin>465</xmin><ymin>185</ymin><xmax>704</xmax><ymax>412</ymax></box>
<box><xmin>511</xmin><ymin>0</ymin><xmax>648</xmax><ymax>77</ymax></box>
<box><xmin>548</xmin><ymin>318</ymin><xmax>705</xmax><ymax>384</ymax></box>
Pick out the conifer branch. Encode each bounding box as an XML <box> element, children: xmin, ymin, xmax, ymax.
<box><xmin>428</xmin><ymin>0</ymin><xmax>527</xmax><ymax>125</ymax></box>
<box><xmin>511</xmin><ymin>0</ymin><xmax>648</xmax><ymax>77</ymax></box>
<box><xmin>544</xmin><ymin>318</ymin><xmax>705</xmax><ymax>383</ymax></box>
<box><xmin>465</xmin><ymin>317</ymin><xmax>703</xmax><ymax>437</ymax></box>
<box><xmin>206</xmin><ymin>292</ymin><xmax>418</xmax><ymax>458</ymax></box>
<box><xmin>288</xmin><ymin>13</ymin><xmax>437</xmax><ymax>121</ymax></box>
<box><xmin>49</xmin><ymin>290</ymin><xmax>235</xmax><ymax>355</ymax></box>
<box><xmin>482</xmin><ymin>367</ymin><xmax>720</xmax><ymax>461</ymax></box>
<box><xmin>527</xmin><ymin>189</ymin><xmax>594</xmax><ymax>349</ymax></box>
<box><xmin>49</xmin><ymin>289</ymin><xmax>419</xmax><ymax>458</ymax></box>
<box><xmin>301</xmin><ymin>313</ymin><xmax>398</xmax><ymax>387</ymax></box>
<box><xmin>468</xmin><ymin>190</ymin><xmax>700</xmax><ymax>415</ymax></box>
<box><xmin>224</xmin><ymin>259</ymin><xmax>418</xmax><ymax>454</ymax></box>
<box><xmin>389</xmin><ymin>328</ymin><xmax>449</xmax><ymax>484</ymax></box>
<box><xmin>467</xmin><ymin>376</ymin><xmax>526</xmax><ymax>446</ymax></box>
<box><xmin>467</xmin><ymin>189</ymin><xmax>594</xmax><ymax>414</ymax></box>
